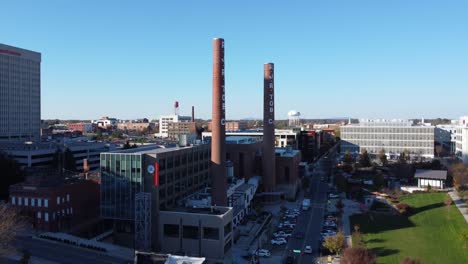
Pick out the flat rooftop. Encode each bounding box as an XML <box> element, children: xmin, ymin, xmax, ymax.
<box><xmin>162</xmin><ymin>206</ymin><xmax>231</xmax><ymax>216</ymax></box>
<box><xmin>275</xmin><ymin>148</ymin><xmax>300</xmax><ymax>157</ymax></box>
<box><xmin>104</xmin><ymin>143</ymin><xmax>207</xmax><ymax>155</ymax></box>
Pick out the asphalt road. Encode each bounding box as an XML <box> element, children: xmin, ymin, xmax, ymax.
<box><xmin>284</xmin><ymin>147</ymin><xmax>337</xmax><ymax>264</ymax></box>
<box><xmin>11</xmin><ymin>236</ymin><xmax>131</xmax><ymax>264</ymax></box>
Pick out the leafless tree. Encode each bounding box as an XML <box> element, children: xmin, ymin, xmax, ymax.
<box><xmin>341</xmin><ymin>246</ymin><xmax>376</xmax><ymax>264</ymax></box>
<box><xmin>0</xmin><ymin>202</ymin><xmax>24</xmax><ymax>256</ymax></box>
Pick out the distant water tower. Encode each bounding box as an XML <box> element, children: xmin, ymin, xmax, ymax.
<box><xmin>288</xmin><ymin>110</ymin><xmax>301</xmax><ymax>127</ymax></box>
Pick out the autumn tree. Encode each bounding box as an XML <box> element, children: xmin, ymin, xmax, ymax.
<box><xmin>378</xmin><ymin>149</ymin><xmax>388</xmax><ymax>165</ymax></box>
<box><xmin>0</xmin><ymin>202</ymin><xmax>24</xmax><ymax>256</ymax></box>
<box><xmin>322</xmin><ymin>230</ymin><xmax>345</xmax><ymax>255</ymax></box>
<box><xmin>450</xmin><ymin>163</ymin><xmax>468</xmax><ymax>190</ymax></box>
<box><xmin>401</xmin><ymin>257</ymin><xmax>426</xmax><ymax>264</ymax></box>
<box><xmin>359</xmin><ymin>149</ymin><xmax>372</xmax><ymax>167</ymax></box>
<box><xmin>341</xmin><ymin>247</ymin><xmax>376</xmax><ymax>264</ymax></box>
<box><xmin>343</xmin><ymin>150</ymin><xmax>353</xmax><ymax>164</ymax></box>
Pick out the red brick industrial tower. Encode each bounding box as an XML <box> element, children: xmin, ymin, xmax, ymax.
<box><xmin>263</xmin><ymin>63</ymin><xmax>276</xmax><ymax>191</ymax></box>
<box><xmin>211</xmin><ymin>38</ymin><xmax>227</xmax><ymax>206</ymax></box>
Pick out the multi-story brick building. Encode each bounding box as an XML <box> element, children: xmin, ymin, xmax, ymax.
<box><xmin>67</xmin><ymin>123</ymin><xmax>93</xmax><ymax>133</ymax></box>
<box><xmin>9</xmin><ymin>170</ymin><xmax>100</xmax><ymax>232</ymax></box>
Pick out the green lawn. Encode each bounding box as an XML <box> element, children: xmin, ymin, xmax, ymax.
<box><xmin>350</xmin><ymin>192</ymin><xmax>468</xmax><ymax>264</ymax></box>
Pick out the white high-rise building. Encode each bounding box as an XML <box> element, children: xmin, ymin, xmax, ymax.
<box><xmin>0</xmin><ymin>44</ymin><xmax>41</xmax><ymax>142</ymax></box>
<box><xmin>341</xmin><ymin>119</ymin><xmax>435</xmax><ymax>159</ymax></box>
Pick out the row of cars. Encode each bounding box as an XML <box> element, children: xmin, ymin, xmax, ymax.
<box><xmin>320</xmin><ymin>213</ymin><xmax>338</xmax><ymax>249</ymax></box>
<box><xmin>271</xmin><ymin>208</ymin><xmax>300</xmax><ymax>245</ymax></box>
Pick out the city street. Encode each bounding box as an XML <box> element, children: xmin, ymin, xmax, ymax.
<box><xmin>9</xmin><ymin>236</ymin><xmax>131</xmax><ymax>264</ymax></box>
<box><xmin>284</xmin><ymin>147</ymin><xmax>337</xmax><ymax>264</ymax></box>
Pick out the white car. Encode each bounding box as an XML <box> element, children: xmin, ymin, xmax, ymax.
<box><xmin>329</xmin><ymin>194</ymin><xmax>340</xmax><ymax>199</ymax></box>
<box><xmin>273</xmin><ymin>231</ymin><xmax>292</xmax><ymax>238</ymax></box>
<box><xmin>254</xmin><ymin>249</ymin><xmax>271</xmax><ymax>257</ymax></box>
<box><xmin>271</xmin><ymin>237</ymin><xmax>287</xmax><ymax>245</ymax></box>
<box><xmin>304</xmin><ymin>245</ymin><xmax>312</xmax><ymax>254</ymax></box>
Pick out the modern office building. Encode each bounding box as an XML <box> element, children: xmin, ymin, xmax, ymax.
<box><xmin>0</xmin><ymin>43</ymin><xmax>41</xmax><ymax>142</ymax></box>
<box><xmin>341</xmin><ymin>119</ymin><xmax>435</xmax><ymax>159</ymax></box>
<box><xmin>99</xmin><ymin>143</ymin><xmax>233</xmax><ymax>262</ymax></box>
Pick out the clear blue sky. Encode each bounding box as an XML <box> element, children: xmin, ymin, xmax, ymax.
<box><xmin>2</xmin><ymin>0</ymin><xmax>467</xmax><ymax>120</ymax></box>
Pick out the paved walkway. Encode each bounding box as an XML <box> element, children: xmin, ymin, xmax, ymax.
<box><xmin>341</xmin><ymin>199</ymin><xmax>362</xmax><ymax>248</ymax></box>
<box><xmin>448</xmin><ymin>191</ymin><xmax>468</xmax><ymax>223</ymax></box>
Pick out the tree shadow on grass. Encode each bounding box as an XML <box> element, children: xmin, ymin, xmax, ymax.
<box><xmin>352</xmin><ymin>213</ymin><xmax>415</xmax><ymax>234</ymax></box>
<box><xmin>369</xmin><ymin>246</ymin><xmax>400</xmax><ymax>257</ymax></box>
<box><xmin>412</xmin><ymin>202</ymin><xmax>444</xmax><ymax>214</ymax></box>
<box><xmin>366</xmin><ymin>238</ymin><xmax>385</xmax><ymax>243</ymax></box>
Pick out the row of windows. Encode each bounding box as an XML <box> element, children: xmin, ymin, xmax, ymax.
<box><xmin>37</xmin><ymin>207</ymin><xmax>74</xmax><ymax>222</ymax></box>
<box><xmin>12</xmin><ymin>196</ymin><xmax>49</xmax><ymax>207</ymax></box>
<box><xmin>163</xmin><ymin>222</ymin><xmax>231</xmax><ymax>240</ymax></box>
<box><xmin>11</xmin><ymin>194</ymin><xmax>70</xmax><ymax>207</ymax></box>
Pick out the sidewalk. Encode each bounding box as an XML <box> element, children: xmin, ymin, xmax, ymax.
<box><xmin>341</xmin><ymin>199</ymin><xmax>361</xmax><ymax>248</ymax></box>
<box><xmin>448</xmin><ymin>191</ymin><xmax>468</xmax><ymax>223</ymax></box>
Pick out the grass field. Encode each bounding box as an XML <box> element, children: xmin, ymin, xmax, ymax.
<box><xmin>350</xmin><ymin>192</ymin><xmax>468</xmax><ymax>264</ymax></box>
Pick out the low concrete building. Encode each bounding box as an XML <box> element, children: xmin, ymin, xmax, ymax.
<box><xmin>415</xmin><ymin>169</ymin><xmax>447</xmax><ymax>189</ymax></box>
<box><xmin>159</xmin><ymin>206</ymin><xmax>233</xmax><ymax>263</ymax></box>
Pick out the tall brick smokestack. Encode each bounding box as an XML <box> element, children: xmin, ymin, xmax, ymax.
<box><xmin>191</xmin><ymin>106</ymin><xmax>195</xmax><ymax>122</ymax></box>
<box><xmin>263</xmin><ymin>63</ymin><xmax>276</xmax><ymax>191</ymax></box>
<box><xmin>211</xmin><ymin>38</ymin><xmax>227</xmax><ymax>206</ymax></box>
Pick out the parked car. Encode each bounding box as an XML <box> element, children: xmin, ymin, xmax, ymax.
<box><xmin>304</xmin><ymin>245</ymin><xmax>312</xmax><ymax>254</ymax></box>
<box><xmin>329</xmin><ymin>193</ymin><xmax>340</xmax><ymax>199</ymax></box>
<box><xmin>271</xmin><ymin>237</ymin><xmax>287</xmax><ymax>245</ymax></box>
<box><xmin>253</xmin><ymin>249</ymin><xmax>271</xmax><ymax>257</ymax></box>
<box><xmin>274</xmin><ymin>231</ymin><xmax>292</xmax><ymax>238</ymax></box>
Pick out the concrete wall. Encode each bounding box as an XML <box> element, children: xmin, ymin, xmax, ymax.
<box><xmin>158</xmin><ymin>207</ymin><xmax>233</xmax><ymax>263</ymax></box>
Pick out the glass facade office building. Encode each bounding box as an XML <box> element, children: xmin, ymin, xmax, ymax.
<box><xmin>341</xmin><ymin>119</ymin><xmax>434</xmax><ymax>158</ymax></box>
<box><xmin>100</xmin><ymin>144</ymin><xmax>211</xmax><ymax>221</ymax></box>
<box><xmin>101</xmin><ymin>153</ymin><xmax>144</xmax><ymax>220</ymax></box>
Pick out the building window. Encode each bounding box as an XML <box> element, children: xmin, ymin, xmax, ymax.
<box><xmin>37</xmin><ymin>212</ymin><xmax>42</xmax><ymax>219</ymax></box>
<box><xmin>25</xmin><ymin>198</ymin><xmax>29</xmax><ymax>206</ymax></box>
<box><xmin>31</xmin><ymin>198</ymin><xmax>35</xmax><ymax>207</ymax></box>
<box><xmin>164</xmin><ymin>224</ymin><xmax>179</xmax><ymax>238</ymax></box>
<box><xmin>203</xmin><ymin>227</ymin><xmax>219</xmax><ymax>240</ymax></box>
<box><xmin>38</xmin><ymin>198</ymin><xmax>42</xmax><ymax>207</ymax></box>
<box><xmin>45</xmin><ymin>213</ymin><xmax>49</xmax><ymax>222</ymax></box>
<box><xmin>224</xmin><ymin>222</ymin><xmax>232</xmax><ymax>236</ymax></box>
<box><xmin>70</xmin><ymin>207</ymin><xmax>73</xmax><ymax>214</ymax></box>
<box><xmin>66</xmin><ymin>194</ymin><xmax>70</xmax><ymax>202</ymax></box>
<box><xmin>18</xmin><ymin>197</ymin><xmax>22</xmax><ymax>206</ymax></box>
<box><xmin>183</xmin><ymin>225</ymin><xmax>199</xmax><ymax>239</ymax></box>
<box><xmin>45</xmin><ymin>199</ymin><xmax>48</xmax><ymax>208</ymax></box>
<box><xmin>11</xmin><ymin>196</ymin><xmax>15</xmax><ymax>205</ymax></box>
<box><xmin>57</xmin><ymin>197</ymin><xmax>60</xmax><ymax>205</ymax></box>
